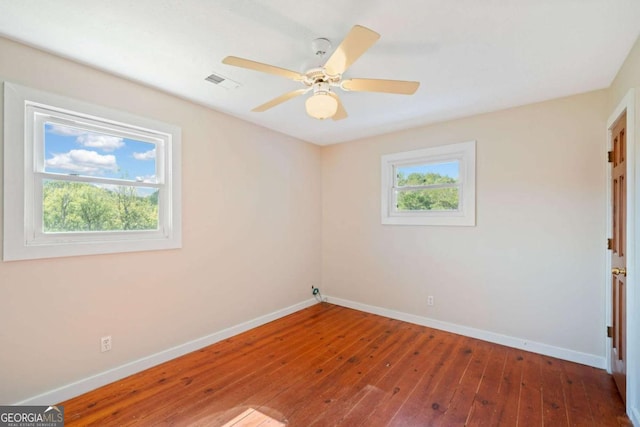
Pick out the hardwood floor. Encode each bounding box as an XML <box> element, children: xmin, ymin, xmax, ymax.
<box><xmin>60</xmin><ymin>304</ymin><xmax>629</xmax><ymax>426</ymax></box>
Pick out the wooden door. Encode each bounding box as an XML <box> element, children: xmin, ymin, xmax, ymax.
<box><xmin>611</xmin><ymin>114</ymin><xmax>627</xmax><ymax>403</ymax></box>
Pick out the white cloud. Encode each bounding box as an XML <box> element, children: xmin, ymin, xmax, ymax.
<box><xmin>46</xmin><ymin>124</ymin><xmax>124</xmax><ymax>152</ymax></box>
<box><xmin>133</xmin><ymin>149</ymin><xmax>156</xmax><ymax>161</ymax></box>
<box><xmin>46</xmin><ymin>149</ymin><xmax>118</xmax><ymax>174</ymax></box>
<box><xmin>76</xmin><ymin>134</ymin><xmax>124</xmax><ymax>152</ymax></box>
<box><xmin>47</xmin><ymin>124</ymin><xmax>86</xmax><ymax>137</ymax></box>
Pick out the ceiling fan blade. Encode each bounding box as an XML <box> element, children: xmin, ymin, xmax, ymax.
<box><xmin>324</xmin><ymin>25</ymin><xmax>380</xmax><ymax>76</ymax></box>
<box><xmin>252</xmin><ymin>88</ymin><xmax>308</xmax><ymax>112</ymax></box>
<box><xmin>342</xmin><ymin>78</ymin><xmax>420</xmax><ymax>95</ymax></box>
<box><xmin>223</xmin><ymin>56</ymin><xmax>304</xmax><ymax>81</ymax></box>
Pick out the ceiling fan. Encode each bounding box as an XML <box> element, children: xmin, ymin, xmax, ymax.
<box><xmin>222</xmin><ymin>25</ymin><xmax>420</xmax><ymax>121</ymax></box>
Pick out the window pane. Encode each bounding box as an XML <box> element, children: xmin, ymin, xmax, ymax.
<box><xmin>44</xmin><ymin>122</ymin><xmax>157</xmax><ymax>183</ymax></box>
<box><xmin>43</xmin><ymin>179</ymin><xmax>159</xmax><ymax>232</ymax></box>
<box><xmin>396</xmin><ymin>161</ymin><xmax>459</xmax><ymax>187</ymax></box>
<box><xmin>396</xmin><ymin>187</ymin><xmax>459</xmax><ymax>211</ymax></box>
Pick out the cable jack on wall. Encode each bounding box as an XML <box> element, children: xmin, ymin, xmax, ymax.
<box><xmin>311</xmin><ymin>286</ymin><xmax>327</xmax><ymax>303</ymax></box>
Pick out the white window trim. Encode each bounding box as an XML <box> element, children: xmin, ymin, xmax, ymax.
<box><xmin>381</xmin><ymin>141</ymin><xmax>476</xmax><ymax>226</ymax></box>
<box><xmin>3</xmin><ymin>82</ymin><xmax>182</xmax><ymax>261</ymax></box>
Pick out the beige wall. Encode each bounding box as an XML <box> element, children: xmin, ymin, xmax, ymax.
<box><xmin>609</xmin><ymin>35</ymin><xmax>640</xmax><ymax>111</ymax></box>
<box><xmin>322</xmin><ymin>90</ymin><xmax>607</xmax><ymax>356</ymax></box>
<box><xmin>0</xmin><ymin>37</ymin><xmax>322</xmax><ymax>403</ymax></box>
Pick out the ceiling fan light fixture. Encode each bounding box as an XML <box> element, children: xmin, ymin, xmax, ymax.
<box><xmin>305</xmin><ymin>91</ymin><xmax>338</xmax><ymax>120</ymax></box>
<box><xmin>223</xmin><ymin>25</ymin><xmax>418</xmax><ymax>121</ymax></box>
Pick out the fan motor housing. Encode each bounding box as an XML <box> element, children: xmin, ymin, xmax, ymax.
<box><xmin>304</xmin><ymin>67</ymin><xmax>341</xmax><ymax>87</ymax></box>
<box><xmin>312</xmin><ymin>81</ymin><xmax>331</xmax><ymax>95</ymax></box>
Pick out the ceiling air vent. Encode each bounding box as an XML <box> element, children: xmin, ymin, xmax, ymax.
<box><xmin>205</xmin><ymin>73</ymin><xmax>225</xmax><ymax>84</ymax></box>
<box><xmin>205</xmin><ymin>72</ymin><xmax>240</xmax><ymax>90</ymax></box>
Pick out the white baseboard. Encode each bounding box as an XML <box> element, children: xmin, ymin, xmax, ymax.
<box><xmin>15</xmin><ymin>296</ymin><xmax>607</xmax><ymax>406</ymax></box>
<box><xmin>631</xmin><ymin>406</ymin><xmax>639</xmax><ymax>427</ymax></box>
<box><xmin>15</xmin><ymin>298</ymin><xmax>317</xmax><ymax>405</ymax></box>
<box><xmin>327</xmin><ymin>296</ymin><xmax>605</xmax><ymax>369</ymax></box>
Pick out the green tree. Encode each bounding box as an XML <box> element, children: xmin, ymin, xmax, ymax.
<box><xmin>115</xmin><ymin>186</ymin><xmax>158</xmax><ymax>230</ymax></box>
<box><xmin>396</xmin><ymin>172</ymin><xmax>459</xmax><ymax>211</ymax></box>
<box><xmin>43</xmin><ymin>181</ymin><xmax>158</xmax><ymax>232</ymax></box>
<box><xmin>77</xmin><ymin>184</ymin><xmax>116</xmax><ymax>230</ymax></box>
<box><xmin>43</xmin><ymin>180</ymin><xmax>75</xmax><ymax>231</ymax></box>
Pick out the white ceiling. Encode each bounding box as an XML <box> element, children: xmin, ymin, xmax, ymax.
<box><xmin>1</xmin><ymin>1</ymin><xmax>639</xmax><ymax>145</ymax></box>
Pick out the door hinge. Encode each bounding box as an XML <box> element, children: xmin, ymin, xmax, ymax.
<box><xmin>607</xmin><ymin>326</ymin><xmax>613</xmax><ymax>338</ymax></box>
<box><xmin>608</xmin><ymin>151</ymin><xmax>614</xmax><ymax>163</ymax></box>
<box><xmin>607</xmin><ymin>238</ymin><xmax>613</xmax><ymax>250</ymax></box>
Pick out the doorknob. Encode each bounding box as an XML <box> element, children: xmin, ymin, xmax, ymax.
<box><xmin>612</xmin><ymin>267</ymin><xmax>627</xmax><ymax>277</ymax></box>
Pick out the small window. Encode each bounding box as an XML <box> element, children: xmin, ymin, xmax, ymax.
<box><xmin>381</xmin><ymin>141</ymin><xmax>476</xmax><ymax>226</ymax></box>
<box><xmin>3</xmin><ymin>82</ymin><xmax>182</xmax><ymax>260</ymax></box>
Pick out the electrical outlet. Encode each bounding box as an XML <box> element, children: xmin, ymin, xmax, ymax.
<box><xmin>427</xmin><ymin>296</ymin><xmax>434</xmax><ymax>306</ymax></box>
<box><xmin>101</xmin><ymin>335</ymin><xmax>112</xmax><ymax>352</ymax></box>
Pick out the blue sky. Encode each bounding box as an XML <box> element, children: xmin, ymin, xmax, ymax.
<box><xmin>397</xmin><ymin>161</ymin><xmax>459</xmax><ymax>180</ymax></box>
<box><xmin>44</xmin><ymin>123</ymin><xmax>156</xmax><ymax>183</ymax></box>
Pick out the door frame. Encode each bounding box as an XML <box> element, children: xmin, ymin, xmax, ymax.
<box><xmin>606</xmin><ymin>88</ymin><xmax>638</xmax><ymax>423</ymax></box>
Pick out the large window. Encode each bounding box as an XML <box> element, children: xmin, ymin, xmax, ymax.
<box><xmin>381</xmin><ymin>141</ymin><xmax>476</xmax><ymax>226</ymax></box>
<box><xmin>3</xmin><ymin>82</ymin><xmax>182</xmax><ymax>261</ymax></box>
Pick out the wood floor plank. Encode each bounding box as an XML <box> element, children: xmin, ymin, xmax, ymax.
<box><xmin>465</xmin><ymin>344</ymin><xmax>510</xmax><ymax>426</ymax></box>
<box><xmin>438</xmin><ymin>339</ymin><xmax>494</xmax><ymax>426</ymax></box>
<box><xmin>64</xmin><ymin>304</ymin><xmax>354</xmax><ymax>426</ymax></box>
<box><xmin>493</xmin><ymin>348</ymin><xmax>527</xmax><ymax>426</ymax></box>
<box><xmin>516</xmin><ymin>350</ymin><xmax>544</xmax><ymax>426</ymax></box>
<box><xmin>331</xmin><ymin>328</ymin><xmax>440</xmax><ymax>426</ymax></box>
<box><xmin>199</xmin><ymin>318</ymin><xmax>390</xmax><ymax>424</ymax></box>
<box><xmin>363</xmin><ymin>331</ymin><xmax>464</xmax><ymax>426</ymax></box>
<box><xmin>559</xmin><ymin>358</ymin><xmax>597</xmax><ymax>426</ymax></box>
<box><xmin>388</xmin><ymin>336</ymin><xmax>477</xmax><ymax>425</ymax></box>
<box><xmin>253</xmin><ymin>315</ymin><xmax>399</xmax><ymax>425</ymax></box>
<box><xmin>281</xmin><ymin>319</ymin><xmax>408</xmax><ymax>424</ymax></box>
<box><xmin>220</xmin><ymin>408</ymin><xmax>286</xmax><ymax>427</ymax></box>
<box><xmin>540</xmin><ymin>355</ymin><xmax>570</xmax><ymax>426</ymax></box>
<box><xmin>64</xmin><ymin>306</ymin><xmax>323</xmax><ymax>419</ymax></box>
<box><xmin>144</xmin><ymin>306</ymin><xmax>374</xmax><ymax>426</ymax></box>
<box><xmin>59</xmin><ymin>304</ymin><xmax>629</xmax><ymax>427</ymax></box>
<box><xmin>301</xmin><ymin>323</ymin><xmax>423</xmax><ymax>426</ymax></box>
<box><xmin>561</xmin><ymin>359</ymin><xmax>628</xmax><ymax>427</ymax></box>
